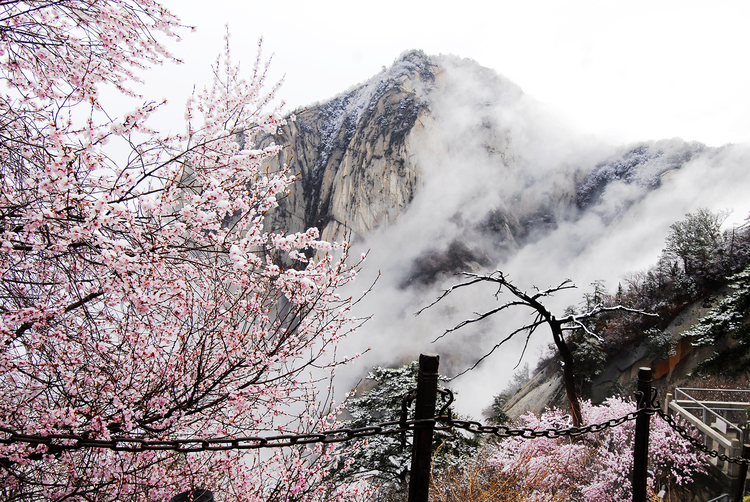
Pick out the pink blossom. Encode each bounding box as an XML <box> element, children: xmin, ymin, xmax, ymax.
<box><xmin>0</xmin><ymin>3</ymin><xmax>365</xmax><ymax>500</ymax></box>
<box><xmin>489</xmin><ymin>397</ymin><xmax>708</xmax><ymax>501</ymax></box>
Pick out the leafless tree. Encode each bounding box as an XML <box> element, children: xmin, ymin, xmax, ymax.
<box><xmin>418</xmin><ymin>271</ymin><xmax>657</xmax><ymax>427</ymax></box>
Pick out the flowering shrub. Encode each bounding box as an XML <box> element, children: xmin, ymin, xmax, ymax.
<box><xmin>489</xmin><ymin>398</ymin><xmax>708</xmax><ymax>501</ymax></box>
<box><xmin>0</xmin><ymin>1</ymin><xmax>367</xmax><ymax>500</ymax></box>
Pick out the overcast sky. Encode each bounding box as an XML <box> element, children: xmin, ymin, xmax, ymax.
<box><xmin>149</xmin><ymin>0</ymin><xmax>750</xmax><ymax>147</ymax></box>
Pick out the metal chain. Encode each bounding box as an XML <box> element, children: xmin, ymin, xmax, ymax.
<box><xmin>442</xmin><ymin>404</ymin><xmax>750</xmax><ymax>466</ymax></box>
<box><xmin>655</xmin><ymin>408</ymin><xmax>750</xmax><ymax>466</ymax></box>
<box><xmin>0</xmin><ymin>389</ymin><xmax>428</xmax><ymax>454</ymax></box>
<box><xmin>0</xmin><ymin>420</ymin><xmax>430</xmax><ymax>454</ymax></box>
<box><xmin>431</xmin><ymin>386</ymin><xmax>649</xmax><ymax>438</ymax></box>
<box><xmin>3</xmin><ymin>388</ymin><xmax>749</xmax><ymax>467</ymax></box>
<box><xmin>0</xmin><ymin>412</ymin><xmax>645</xmax><ymax>454</ymax></box>
<box><xmin>0</xmin><ymin>403</ymin><xmax>646</xmax><ymax>454</ymax></box>
<box><xmin>434</xmin><ymin>411</ymin><xmax>643</xmax><ymax>439</ymax></box>
<box><xmin>0</xmin><ymin>388</ymin><xmax>644</xmax><ymax>454</ymax></box>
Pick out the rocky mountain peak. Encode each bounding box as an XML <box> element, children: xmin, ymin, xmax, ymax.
<box><xmin>261</xmin><ymin>51</ymin><xmax>726</xmax><ymax>295</ymax></box>
<box><xmin>262</xmin><ymin>50</ymin><xmax>750</xmax><ymax>421</ymax></box>
<box><xmin>259</xmin><ymin>51</ymin><xmax>437</xmax><ymax>242</ymax></box>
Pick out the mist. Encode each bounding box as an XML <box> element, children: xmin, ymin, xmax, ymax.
<box><xmin>328</xmin><ymin>54</ymin><xmax>750</xmax><ymax>420</ymax></box>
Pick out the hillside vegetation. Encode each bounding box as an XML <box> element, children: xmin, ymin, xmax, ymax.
<box><xmin>345</xmin><ymin>208</ymin><xmax>750</xmax><ymax>501</ymax></box>
<box><xmin>524</xmin><ymin>208</ymin><xmax>750</xmax><ymax>408</ymax></box>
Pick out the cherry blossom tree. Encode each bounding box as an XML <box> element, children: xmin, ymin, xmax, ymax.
<box><xmin>0</xmin><ymin>2</ymin><xmax>367</xmax><ymax>500</ymax></box>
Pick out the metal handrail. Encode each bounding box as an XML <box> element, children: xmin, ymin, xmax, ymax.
<box><xmin>676</xmin><ymin>388</ymin><xmax>750</xmax><ymax>395</ymax></box>
<box><xmin>705</xmin><ymin>494</ymin><xmax>729</xmax><ymax>502</ymax></box>
<box><xmin>674</xmin><ymin>388</ymin><xmax>745</xmax><ymax>441</ymax></box>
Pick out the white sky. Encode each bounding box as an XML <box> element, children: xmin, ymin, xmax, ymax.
<box><xmin>148</xmin><ymin>0</ymin><xmax>750</xmax><ymax>147</ymax></box>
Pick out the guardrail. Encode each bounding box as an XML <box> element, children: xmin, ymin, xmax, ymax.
<box><xmin>674</xmin><ymin>387</ymin><xmax>749</xmax><ymax>440</ymax></box>
<box><xmin>665</xmin><ymin>388</ymin><xmax>750</xmax><ymax>479</ymax></box>
<box><xmin>5</xmin><ymin>356</ymin><xmax>750</xmax><ymax>502</ymax></box>
<box><xmin>707</xmin><ymin>494</ymin><xmax>730</xmax><ymax>502</ymax></box>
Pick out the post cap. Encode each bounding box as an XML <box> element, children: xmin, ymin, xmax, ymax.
<box><xmin>170</xmin><ymin>490</ymin><xmax>214</xmax><ymax>502</ymax></box>
<box><xmin>419</xmin><ymin>353</ymin><xmax>440</xmax><ymax>373</ymax></box>
<box><xmin>638</xmin><ymin>367</ymin><xmax>653</xmax><ymax>379</ymax></box>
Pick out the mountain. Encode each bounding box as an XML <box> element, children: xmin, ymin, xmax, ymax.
<box><xmin>260</xmin><ymin>51</ymin><xmax>750</xmax><ymax>419</ymax></box>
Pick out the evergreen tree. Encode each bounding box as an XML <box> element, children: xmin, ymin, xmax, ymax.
<box><xmin>686</xmin><ymin>265</ymin><xmax>750</xmax><ymax>375</ymax></box>
<box><xmin>337</xmin><ymin>362</ymin><xmax>479</xmax><ymax>499</ymax></box>
<box><xmin>664</xmin><ymin>208</ymin><xmax>731</xmax><ymax>281</ymax></box>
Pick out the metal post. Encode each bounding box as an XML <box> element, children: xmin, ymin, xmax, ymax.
<box><xmin>732</xmin><ymin>444</ymin><xmax>750</xmax><ymax>502</ymax></box>
<box><xmin>705</xmin><ymin>408</ymin><xmax>710</xmax><ymax>449</ymax></box>
<box><xmin>633</xmin><ymin>367</ymin><xmax>653</xmax><ymax>502</ymax></box>
<box><xmin>408</xmin><ymin>353</ymin><xmax>440</xmax><ymax>502</ymax></box>
<box><xmin>169</xmin><ymin>489</ymin><xmax>214</xmax><ymax>502</ymax></box>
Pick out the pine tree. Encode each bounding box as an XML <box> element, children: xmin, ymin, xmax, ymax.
<box><xmin>337</xmin><ymin>362</ymin><xmax>479</xmax><ymax>499</ymax></box>
<box><xmin>686</xmin><ymin>265</ymin><xmax>750</xmax><ymax>375</ymax></box>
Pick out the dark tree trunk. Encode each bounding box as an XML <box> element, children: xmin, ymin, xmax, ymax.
<box><xmin>421</xmin><ymin>272</ymin><xmax>651</xmax><ymax>430</ymax></box>
<box><xmin>550</xmin><ymin>319</ymin><xmax>583</xmax><ymax>427</ymax></box>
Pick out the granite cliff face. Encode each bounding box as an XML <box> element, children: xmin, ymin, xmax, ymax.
<box><xmin>261</xmin><ymin>51</ymin><xmax>433</xmax><ymax>243</ymax></box>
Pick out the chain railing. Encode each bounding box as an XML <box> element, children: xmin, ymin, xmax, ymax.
<box><xmin>434</xmin><ymin>410</ymin><xmax>642</xmax><ymax>439</ymax></box>
<box><xmin>0</xmin><ymin>405</ymin><xmax>649</xmax><ymax>451</ymax></box>
<box><xmin>2</xmin><ymin>356</ymin><xmax>749</xmax><ymax>501</ymax></box>
<box><xmin>0</xmin><ymin>420</ymin><xmax>422</xmax><ymax>454</ymax></box>
<box><xmin>656</xmin><ymin>408</ymin><xmax>750</xmax><ymax>465</ymax></box>
<box><xmin>4</xmin><ymin>397</ymin><xmax>746</xmax><ymax>462</ymax></box>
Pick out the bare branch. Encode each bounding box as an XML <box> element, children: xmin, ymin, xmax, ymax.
<box><xmin>414</xmin><ymin>275</ymin><xmax>488</xmax><ymax>316</ymax></box>
<box><xmin>531</xmin><ymin>279</ymin><xmax>577</xmax><ymax>301</ymax></box>
<box><xmin>564</xmin><ymin>318</ymin><xmax>604</xmax><ymax>342</ymax></box>
<box><xmin>431</xmin><ymin>300</ymin><xmax>529</xmax><ymax>343</ymax></box>
<box><xmin>451</xmin><ymin>319</ymin><xmax>547</xmax><ymax>379</ymax></box>
<box><xmin>562</xmin><ymin>303</ymin><xmax>659</xmax><ymax>325</ymax></box>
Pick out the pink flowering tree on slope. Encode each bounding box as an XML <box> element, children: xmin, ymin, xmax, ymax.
<box><xmin>0</xmin><ymin>1</ymin><xmax>368</xmax><ymax>500</ymax></box>
<box><xmin>490</xmin><ymin>398</ymin><xmax>708</xmax><ymax>501</ymax></box>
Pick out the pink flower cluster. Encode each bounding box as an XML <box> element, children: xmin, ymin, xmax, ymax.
<box><xmin>489</xmin><ymin>397</ymin><xmax>708</xmax><ymax>501</ymax></box>
<box><xmin>0</xmin><ymin>2</ymin><xmax>368</xmax><ymax>500</ymax></box>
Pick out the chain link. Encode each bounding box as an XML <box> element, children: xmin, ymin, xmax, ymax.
<box><xmin>0</xmin><ymin>420</ymin><xmax>432</xmax><ymax>453</ymax></box>
<box><xmin>435</xmin><ymin>412</ymin><xmax>642</xmax><ymax>439</ymax></box>
<box><xmin>441</xmin><ymin>405</ymin><xmax>750</xmax><ymax>466</ymax></box>
<box><xmin>655</xmin><ymin>409</ymin><xmax>750</xmax><ymax>465</ymax></box>
<box><xmin>3</xmin><ymin>391</ymin><xmax>749</xmax><ymax>467</ymax></box>
<box><xmin>0</xmin><ymin>410</ymin><xmax>648</xmax><ymax>453</ymax></box>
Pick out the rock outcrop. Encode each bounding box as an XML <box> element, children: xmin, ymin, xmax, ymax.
<box><xmin>250</xmin><ymin>49</ymin><xmax>750</xmax><ymax>420</ymax></box>
<box><xmin>261</xmin><ymin>51</ymin><xmax>434</xmax><ymax>243</ymax></box>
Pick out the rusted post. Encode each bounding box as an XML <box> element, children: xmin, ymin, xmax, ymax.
<box><xmin>633</xmin><ymin>367</ymin><xmax>653</xmax><ymax>502</ymax></box>
<box><xmin>408</xmin><ymin>353</ymin><xmax>440</xmax><ymax>502</ymax></box>
<box><xmin>732</xmin><ymin>444</ymin><xmax>750</xmax><ymax>502</ymax></box>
